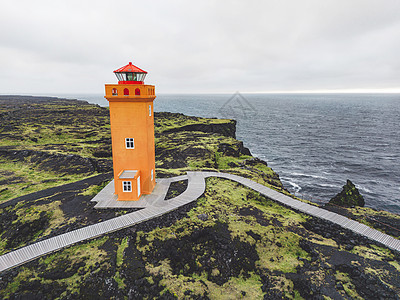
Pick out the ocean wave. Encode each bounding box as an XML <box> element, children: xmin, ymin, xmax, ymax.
<box><xmin>356</xmin><ymin>184</ymin><xmax>373</xmax><ymax>194</ymax></box>
<box><xmin>315</xmin><ymin>183</ymin><xmax>339</xmax><ymax>189</ymax></box>
<box><xmin>290</xmin><ymin>172</ymin><xmax>327</xmax><ymax>180</ymax></box>
<box><xmin>281</xmin><ymin>177</ymin><xmax>302</xmax><ymax>192</ymax></box>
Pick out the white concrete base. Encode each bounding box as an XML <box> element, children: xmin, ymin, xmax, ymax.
<box><xmin>91</xmin><ymin>175</ymin><xmax>188</xmax><ymax>209</ymax></box>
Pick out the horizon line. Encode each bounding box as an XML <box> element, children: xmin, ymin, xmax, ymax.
<box><xmin>2</xmin><ymin>89</ymin><xmax>400</xmax><ymax>96</ymax></box>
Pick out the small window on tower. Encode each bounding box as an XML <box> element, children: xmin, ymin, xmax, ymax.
<box><xmin>125</xmin><ymin>138</ymin><xmax>134</xmax><ymax>149</ymax></box>
<box><xmin>112</xmin><ymin>88</ymin><xmax>118</xmax><ymax>96</ymax></box>
<box><xmin>135</xmin><ymin>88</ymin><xmax>140</xmax><ymax>96</ymax></box>
<box><xmin>151</xmin><ymin>169</ymin><xmax>154</xmax><ymax>181</ymax></box>
<box><xmin>123</xmin><ymin>181</ymin><xmax>132</xmax><ymax>192</ymax></box>
<box><xmin>124</xmin><ymin>88</ymin><xmax>129</xmax><ymax>96</ymax></box>
<box><xmin>149</xmin><ymin>104</ymin><xmax>152</xmax><ymax>116</ymax></box>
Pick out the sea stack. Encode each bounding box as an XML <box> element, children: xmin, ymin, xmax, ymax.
<box><xmin>329</xmin><ymin>179</ymin><xmax>365</xmax><ymax>207</ymax></box>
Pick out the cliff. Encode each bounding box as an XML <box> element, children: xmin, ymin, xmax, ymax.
<box><xmin>0</xmin><ymin>96</ymin><xmax>399</xmax><ymax>299</ymax></box>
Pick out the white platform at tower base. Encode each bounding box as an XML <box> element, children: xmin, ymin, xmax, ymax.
<box><xmin>91</xmin><ymin>175</ymin><xmax>188</xmax><ymax>208</ymax></box>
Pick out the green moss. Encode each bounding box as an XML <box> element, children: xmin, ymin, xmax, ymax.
<box><xmin>116</xmin><ymin>237</ymin><xmax>129</xmax><ymax>267</ymax></box>
<box><xmin>0</xmin><ymin>237</ymin><xmax>110</xmax><ymax>298</ymax></box>
<box><xmin>0</xmin><ymin>268</ymin><xmax>36</xmax><ymax>297</ymax></box>
<box><xmin>42</xmin><ymin>237</ymin><xmax>108</xmax><ymax>270</ymax></box>
<box><xmin>215</xmin><ymin>152</ymin><xmax>247</xmax><ymax>169</ymax></box>
<box><xmin>351</xmin><ymin>244</ymin><xmax>393</xmax><ymax>261</ymax></box>
<box><xmin>0</xmin><ymin>198</ymin><xmax>77</xmax><ymax>255</ymax></box>
<box><xmin>135</xmin><ymin>177</ymin><xmax>312</xmax><ymax>297</ymax></box>
<box><xmin>114</xmin><ymin>271</ymin><xmax>126</xmax><ymax>289</ymax></box>
<box><xmin>7</xmin><ymin>101</ymin><xmax>397</xmax><ymax>298</ymax></box>
<box><xmin>0</xmin><ymin>105</ymin><xmax>111</xmax><ymax>158</ymax></box>
<box><xmin>335</xmin><ymin>271</ymin><xmax>363</xmax><ymax>299</ymax></box>
<box><xmin>329</xmin><ymin>180</ymin><xmax>364</xmax><ymax>207</ymax></box>
<box><xmin>0</xmin><ymin>157</ymin><xmax>95</xmax><ymax>204</ymax></box>
<box><xmin>154</xmin><ymin>113</ymin><xmax>231</xmax><ymax>136</ymax></box>
<box><xmin>81</xmin><ymin>181</ymin><xmax>110</xmax><ymax>196</ymax></box>
<box><xmin>324</xmin><ymin>206</ymin><xmax>400</xmax><ymax>238</ymax></box>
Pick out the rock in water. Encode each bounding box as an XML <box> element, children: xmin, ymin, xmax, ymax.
<box><xmin>329</xmin><ymin>180</ymin><xmax>365</xmax><ymax>207</ymax></box>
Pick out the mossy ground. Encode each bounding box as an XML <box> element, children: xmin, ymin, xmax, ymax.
<box><xmin>325</xmin><ymin>204</ymin><xmax>400</xmax><ymax>239</ymax></box>
<box><xmin>0</xmin><ymin>97</ymin><xmax>399</xmax><ymax>299</ymax></box>
<box><xmin>2</xmin><ymin>177</ymin><xmax>399</xmax><ymax>299</ymax></box>
<box><xmin>0</xmin><ymin>98</ymin><xmax>111</xmax><ymax>204</ymax></box>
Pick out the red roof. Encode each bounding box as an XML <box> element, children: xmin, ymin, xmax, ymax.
<box><xmin>113</xmin><ymin>62</ymin><xmax>147</xmax><ymax>74</ymax></box>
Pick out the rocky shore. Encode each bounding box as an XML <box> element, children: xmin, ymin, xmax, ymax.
<box><xmin>0</xmin><ymin>96</ymin><xmax>399</xmax><ymax>299</ymax></box>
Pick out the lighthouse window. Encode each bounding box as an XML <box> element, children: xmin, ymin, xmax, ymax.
<box><xmin>124</xmin><ymin>88</ymin><xmax>129</xmax><ymax>96</ymax></box>
<box><xmin>151</xmin><ymin>169</ymin><xmax>154</xmax><ymax>181</ymax></box>
<box><xmin>136</xmin><ymin>73</ymin><xmax>145</xmax><ymax>82</ymax></box>
<box><xmin>125</xmin><ymin>138</ymin><xmax>134</xmax><ymax>149</ymax></box>
<box><xmin>126</xmin><ymin>72</ymin><xmax>134</xmax><ymax>81</ymax></box>
<box><xmin>112</xmin><ymin>88</ymin><xmax>118</xmax><ymax>96</ymax></box>
<box><xmin>135</xmin><ymin>88</ymin><xmax>140</xmax><ymax>96</ymax></box>
<box><xmin>123</xmin><ymin>181</ymin><xmax>132</xmax><ymax>192</ymax></box>
<box><xmin>149</xmin><ymin>105</ymin><xmax>152</xmax><ymax>116</ymax></box>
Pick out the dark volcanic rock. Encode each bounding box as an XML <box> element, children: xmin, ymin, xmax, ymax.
<box><xmin>1</xmin><ymin>211</ymin><xmax>50</xmax><ymax>250</ymax></box>
<box><xmin>156</xmin><ymin>111</ymin><xmax>237</xmax><ymax>138</ymax></box>
<box><xmin>197</xmin><ymin>213</ymin><xmax>208</xmax><ymax>221</ymax></box>
<box><xmin>0</xmin><ymin>173</ymin><xmax>112</xmax><ymax>209</ymax></box>
<box><xmin>163</xmin><ymin>121</ymin><xmax>237</xmax><ymax>138</ymax></box>
<box><xmin>145</xmin><ymin>221</ymin><xmax>259</xmax><ymax>286</ymax></box>
<box><xmin>0</xmin><ymin>148</ymin><xmax>112</xmax><ymax>175</ymax></box>
<box><xmin>328</xmin><ymin>179</ymin><xmax>365</xmax><ymax>207</ymax></box>
<box><xmin>0</xmin><ymin>95</ymin><xmax>91</xmax><ymax>106</ymax></box>
<box><xmin>164</xmin><ymin>180</ymin><xmax>188</xmax><ymax>200</ymax></box>
<box><xmin>217</xmin><ymin>141</ymin><xmax>251</xmax><ymax>157</ymax></box>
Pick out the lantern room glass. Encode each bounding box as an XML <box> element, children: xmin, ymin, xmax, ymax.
<box><xmin>115</xmin><ymin>72</ymin><xmax>147</xmax><ymax>82</ymax></box>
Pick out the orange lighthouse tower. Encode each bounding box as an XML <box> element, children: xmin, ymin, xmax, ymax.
<box><xmin>104</xmin><ymin>62</ymin><xmax>156</xmax><ymax>201</ymax></box>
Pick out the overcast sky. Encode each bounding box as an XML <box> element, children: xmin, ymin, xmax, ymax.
<box><xmin>1</xmin><ymin>0</ymin><xmax>400</xmax><ymax>94</ymax></box>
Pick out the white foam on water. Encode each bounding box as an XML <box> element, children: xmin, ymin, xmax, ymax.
<box><xmin>317</xmin><ymin>183</ymin><xmax>339</xmax><ymax>189</ymax></box>
<box><xmin>290</xmin><ymin>172</ymin><xmax>327</xmax><ymax>180</ymax></box>
<box><xmin>357</xmin><ymin>184</ymin><xmax>373</xmax><ymax>194</ymax></box>
<box><xmin>281</xmin><ymin>177</ymin><xmax>302</xmax><ymax>192</ymax></box>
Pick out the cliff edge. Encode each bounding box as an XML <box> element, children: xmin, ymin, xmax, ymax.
<box><xmin>0</xmin><ymin>96</ymin><xmax>399</xmax><ymax>299</ymax></box>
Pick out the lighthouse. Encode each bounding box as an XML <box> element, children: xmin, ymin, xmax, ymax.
<box><xmin>104</xmin><ymin>62</ymin><xmax>156</xmax><ymax>201</ymax></box>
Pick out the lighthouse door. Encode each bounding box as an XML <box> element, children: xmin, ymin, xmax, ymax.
<box><xmin>137</xmin><ymin>176</ymin><xmax>141</xmax><ymax>198</ymax></box>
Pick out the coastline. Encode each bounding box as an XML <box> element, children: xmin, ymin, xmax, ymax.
<box><xmin>0</xmin><ymin>95</ymin><xmax>399</xmax><ymax>298</ymax></box>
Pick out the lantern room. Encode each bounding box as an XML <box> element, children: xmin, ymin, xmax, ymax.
<box><xmin>114</xmin><ymin>62</ymin><xmax>147</xmax><ymax>85</ymax></box>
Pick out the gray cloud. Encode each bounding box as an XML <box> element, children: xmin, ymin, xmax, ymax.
<box><xmin>1</xmin><ymin>0</ymin><xmax>399</xmax><ymax>94</ymax></box>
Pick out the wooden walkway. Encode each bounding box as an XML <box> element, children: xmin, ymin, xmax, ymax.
<box><xmin>0</xmin><ymin>172</ymin><xmax>205</xmax><ymax>273</ymax></box>
<box><xmin>0</xmin><ymin>171</ymin><xmax>399</xmax><ymax>273</ymax></box>
<box><xmin>203</xmin><ymin>172</ymin><xmax>400</xmax><ymax>252</ymax></box>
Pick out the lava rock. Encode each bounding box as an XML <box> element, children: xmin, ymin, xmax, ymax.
<box><xmin>328</xmin><ymin>179</ymin><xmax>365</xmax><ymax>207</ymax></box>
<box><xmin>197</xmin><ymin>214</ymin><xmax>209</xmax><ymax>221</ymax></box>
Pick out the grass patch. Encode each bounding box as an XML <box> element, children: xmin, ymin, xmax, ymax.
<box><xmin>81</xmin><ymin>181</ymin><xmax>110</xmax><ymax>196</ymax></box>
<box><xmin>0</xmin><ymin>157</ymin><xmax>93</xmax><ymax>204</ymax></box>
<box><xmin>116</xmin><ymin>237</ymin><xmax>129</xmax><ymax>267</ymax></box>
<box><xmin>335</xmin><ymin>271</ymin><xmax>363</xmax><ymax>299</ymax></box>
<box><xmin>136</xmin><ymin>176</ymin><xmax>312</xmax><ymax>298</ymax></box>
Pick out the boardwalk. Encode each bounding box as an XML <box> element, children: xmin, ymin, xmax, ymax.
<box><xmin>0</xmin><ymin>171</ymin><xmax>399</xmax><ymax>273</ymax></box>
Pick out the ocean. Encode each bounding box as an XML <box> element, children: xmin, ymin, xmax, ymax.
<box><xmin>61</xmin><ymin>93</ymin><xmax>400</xmax><ymax>215</ymax></box>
